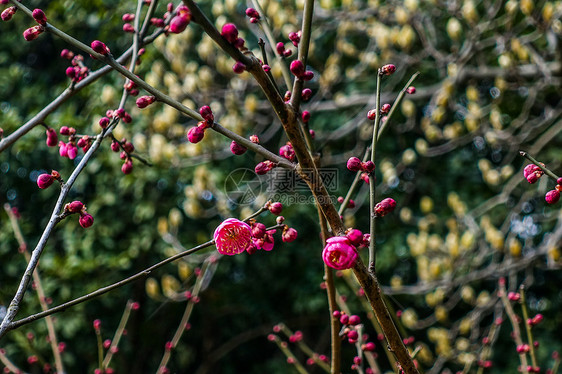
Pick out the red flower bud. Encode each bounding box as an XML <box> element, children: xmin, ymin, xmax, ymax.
<box><xmin>347</xmin><ymin>157</ymin><xmax>362</xmax><ymax>172</ymax></box>
<box><xmin>37</xmin><ymin>174</ymin><xmax>54</xmax><ymax>189</ymax></box>
<box><xmin>290</xmin><ymin>60</ymin><xmax>305</xmax><ymax>77</ymax></box>
<box><xmin>279</xmin><ymin>143</ymin><xmax>295</xmax><ymax>161</ymax></box>
<box><xmin>136</xmin><ymin>95</ymin><xmax>156</xmax><ymax>109</ymax></box>
<box><xmin>230</xmin><ymin>141</ymin><xmax>247</xmax><ymax>155</ymax></box>
<box><xmin>199</xmin><ymin>105</ymin><xmax>214</xmax><ymax>123</ymax></box>
<box><xmin>1</xmin><ymin>7</ymin><xmax>17</xmax><ymax>22</ymax></box>
<box><xmin>99</xmin><ymin>117</ymin><xmax>110</xmax><ymax>129</ymax></box>
<box><xmin>67</xmin><ymin>201</ymin><xmax>84</xmax><ymax>213</ymax></box>
<box><xmin>32</xmin><ymin>9</ymin><xmax>47</xmax><ymax>25</ymax></box>
<box><xmin>122</xmin><ymin>159</ymin><xmax>133</xmax><ymax>174</ymax></box>
<box><xmin>23</xmin><ymin>26</ymin><xmax>44</xmax><ymax>41</ymax></box>
<box><xmin>169</xmin><ymin>15</ymin><xmax>190</xmax><ymax>34</ymax></box>
<box><xmin>122</xmin><ymin>13</ymin><xmax>135</xmax><ymax>22</ymax></box>
<box><xmin>123</xmin><ymin>23</ymin><xmax>135</xmax><ymax>33</ymax></box>
<box><xmin>187</xmin><ymin>126</ymin><xmax>205</xmax><ymax>143</ymax></box>
<box><xmin>346</xmin><ymin>229</ymin><xmax>363</xmax><ymax>247</ymax></box>
<box><xmin>90</xmin><ymin>40</ymin><xmax>109</xmax><ymax>55</ymax></box>
<box><xmin>381</xmin><ymin>103</ymin><xmax>391</xmax><ymax>114</ymax></box>
<box><xmin>245</xmin><ymin>8</ymin><xmax>260</xmax><ymax>19</ymax></box>
<box><xmin>221</xmin><ymin>23</ymin><xmax>239</xmax><ymax>44</ymax></box>
<box><xmin>301</xmin><ymin>111</ymin><xmax>311</xmax><ymax>123</ymax></box>
<box><xmin>367</xmin><ymin>109</ymin><xmax>377</xmax><ymax>120</ymax></box>
<box><xmin>374</xmin><ymin>197</ymin><xmax>396</xmax><ymax>217</ymax></box>
<box><xmin>545</xmin><ymin>190</ymin><xmax>560</xmax><ymax>204</ymax></box>
<box><xmin>269</xmin><ymin>202</ymin><xmax>283</xmax><ymax>215</ymax></box>
<box><xmin>46</xmin><ymin>128</ymin><xmax>58</xmax><ymax>147</ymax></box>
<box><xmin>276</xmin><ymin>42</ymin><xmax>286</xmax><ymax>56</ymax></box>
<box><xmin>255</xmin><ymin>161</ymin><xmax>274</xmax><ymax>175</ymax></box>
<box><xmin>262</xmin><ymin>64</ymin><xmax>271</xmax><ymax>72</ymax></box>
<box><xmin>79</xmin><ymin>213</ymin><xmax>94</xmax><ymax>228</ymax></box>
<box><xmin>60</xmin><ymin>49</ymin><xmax>74</xmax><ymax>59</ymax></box>
<box><xmin>406</xmin><ymin>86</ymin><xmax>416</xmax><ymax>94</ymax></box>
<box><xmin>301</xmin><ymin>88</ymin><xmax>312</xmax><ymax>101</ymax></box>
<box><xmin>282</xmin><ymin>227</ymin><xmax>298</xmax><ymax>243</ymax></box>
<box><xmin>362</xmin><ymin>160</ymin><xmax>375</xmax><ymax>173</ymax></box>
<box><xmin>380</xmin><ymin>64</ymin><xmax>396</xmax><ymax>75</ymax></box>
<box><xmin>111</xmin><ymin>140</ymin><xmax>120</xmax><ymax>152</ymax></box>
<box><xmin>288</xmin><ymin>31</ymin><xmax>301</xmax><ymax>46</ymax></box>
<box><xmin>232</xmin><ymin>61</ymin><xmax>246</xmax><ymax>74</ymax></box>
<box><xmin>302</xmin><ymin>71</ymin><xmax>314</xmax><ymax>81</ymax></box>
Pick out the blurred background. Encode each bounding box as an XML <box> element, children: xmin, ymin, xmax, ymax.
<box><xmin>1</xmin><ymin>0</ymin><xmax>561</xmax><ymax>372</ymax></box>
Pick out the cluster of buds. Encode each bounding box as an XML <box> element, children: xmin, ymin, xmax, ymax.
<box><xmin>345</xmin><ymin>228</ymin><xmax>370</xmax><ymax>248</ymax></box>
<box><xmin>110</xmin><ymin>138</ymin><xmax>135</xmax><ymax>174</ymax></box>
<box><xmin>62</xmin><ymin>50</ymin><xmax>90</xmax><ymax>83</ymax></box>
<box><xmin>122</xmin><ymin>12</ymin><xmax>135</xmax><ymax>33</ymax></box>
<box><xmin>279</xmin><ymin>142</ymin><xmax>295</xmax><ymax>162</ymax></box>
<box><xmin>245</xmin><ymin>7</ymin><xmax>260</xmax><ymax>23</ymax></box>
<box><xmin>367</xmin><ymin>103</ymin><xmax>391</xmax><ymax>120</ymax></box>
<box><xmin>288</xmin><ymin>31</ymin><xmax>301</xmax><ymax>46</ymax></box>
<box><xmin>322</xmin><ymin>236</ymin><xmax>358</xmax><ymax>270</ymax></box>
<box><xmin>36</xmin><ymin>170</ymin><xmax>62</xmax><ymax>189</ymax></box>
<box><xmin>221</xmin><ymin>23</ymin><xmax>245</xmax><ymax>48</ymax></box>
<box><xmin>527</xmin><ymin>313</ymin><xmax>543</xmax><ymax>326</ymax></box>
<box><xmin>20</xmin><ymin>9</ymin><xmax>48</xmax><ymax>41</ymax></box>
<box><xmin>289</xmin><ymin>60</ymin><xmax>314</xmax><ymax>81</ymax></box>
<box><xmin>374</xmin><ymin>197</ymin><xmax>397</xmax><ymax>217</ymax></box>
<box><xmin>255</xmin><ymin>160</ymin><xmax>276</xmax><ymax>175</ymax></box>
<box><xmin>248</xmin><ymin>221</ymin><xmax>276</xmax><ymax>253</ymax></box>
<box><xmin>109</xmin><ymin>108</ymin><xmax>132</xmax><ymax>123</ymax></box>
<box><xmin>276</xmin><ymin>42</ymin><xmax>293</xmax><ymax>58</ymax></box>
<box><xmin>169</xmin><ymin>5</ymin><xmax>191</xmax><ymax>34</ymax></box>
<box><xmin>187</xmin><ymin>106</ymin><xmax>214</xmax><ymax>144</ymax></box>
<box><xmin>337</xmin><ymin>196</ymin><xmax>356</xmax><ymax>210</ymax></box>
<box><xmin>523</xmin><ymin>163</ymin><xmax>562</xmax><ymax>204</ymax></box>
<box><xmin>123</xmin><ymin>79</ymin><xmax>139</xmax><ymax>96</ymax></box>
<box><xmin>379</xmin><ymin>63</ymin><xmax>396</xmax><ymax>76</ymax></box>
<box><xmin>347</xmin><ymin>157</ymin><xmax>375</xmax><ymax>174</ymax></box>
<box><xmin>64</xmin><ymin>200</ymin><xmax>94</xmax><ymax>228</ymax></box>
<box><xmin>58</xmin><ymin>126</ymin><xmax>80</xmax><ymax>160</ymax></box>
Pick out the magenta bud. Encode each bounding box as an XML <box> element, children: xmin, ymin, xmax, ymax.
<box><xmin>346</xmin><ymin>229</ymin><xmax>363</xmax><ymax>247</ymax></box>
<box><xmin>123</xmin><ymin>141</ymin><xmax>134</xmax><ymax>153</ymax></box>
<box><xmin>252</xmin><ymin>222</ymin><xmax>267</xmax><ymax>238</ymax></box>
<box><xmin>46</xmin><ymin>128</ymin><xmax>58</xmax><ymax>147</ymax></box>
<box><xmin>245</xmin><ymin>7</ymin><xmax>260</xmax><ymax>19</ymax></box>
<box><xmin>290</xmin><ymin>60</ymin><xmax>305</xmax><ymax>77</ymax></box>
<box><xmin>58</xmin><ymin>141</ymin><xmax>68</xmax><ymax>158</ymax></box>
<box><xmin>283</xmin><ymin>49</ymin><xmax>293</xmax><ymax>58</ymax></box>
<box><xmin>367</xmin><ymin>109</ymin><xmax>377</xmax><ymax>120</ymax></box>
<box><xmin>374</xmin><ymin>197</ymin><xmax>397</xmax><ymax>217</ymax></box>
<box><xmin>66</xmin><ymin>143</ymin><xmax>78</xmax><ymax>160</ymax></box>
<box><xmin>301</xmin><ymin>111</ymin><xmax>311</xmax><ymax>123</ymax></box>
<box><xmin>340</xmin><ymin>314</ymin><xmax>349</xmax><ymax>324</ymax></box>
<box><xmin>262</xmin><ymin>64</ymin><xmax>271</xmax><ymax>72</ymax></box>
<box><xmin>79</xmin><ymin>213</ymin><xmax>94</xmax><ymax>228</ymax></box>
<box><xmin>309</xmin><ymin>129</ymin><xmax>315</xmax><ymax>138</ymax></box>
<box><xmin>232</xmin><ymin>61</ymin><xmax>246</xmax><ymax>74</ymax></box>
<box><xmin>276</xmin><ymin>42</ymin><xmax>286</xmax><ymax>56</ymax></box>
<box><xmin>32</xmin><ymin>9</ymin><xmax>47</xmax><ymax>25</ymax></box>
<box><xmin>362</xmin><ymin>161</ymin><xmax>375</xmax><ymax>173</ymax></box>
<box><xmin>381</xmin><ymin>103</ymin><xmax>391</xmax><ymax>114</ymax></box>
<box><xmin>348</xmin><ymin>315</ymin><xmax>361</xmax><ymax>325</ymax></box>
<box><xmin>406</xmin><ymin>86</ymin><xmax>416</xmax><ymax>94</ymax></box>
<box><xmin>221</xmin><ymin>23</ymin><xmax>239</xmax><ymax>44</ymax></box>
<box><xmin>199</xmin><ymin>105</ymin><xmax>214</xmax><ymax>123</ymax></box>
<box><xmin>250</xmin><ymin>135</ymin><xmax>259</xmax><ymax>143</ymax></box>
<box><xmin>123</xmin><ymin>23</ymin><xmax>135</xmax><ymax>33</ymax></box>
<box><xmin>230</xmin><ymin>141</ymin><xmax>247</xmax><ymax>155</ymax></box>
<box><xmin>67</xmin><ymin>201</ymin><xmax>84</xmax><ymax>213</ymax></box>
<box><xmin>279</xmin><ymin>144</ymin><xmax>295</xmax><ymax>161</ymax></box>
<box><xmin>363</xmin><ymin>342</ymin><xmax>376</xmax><ymax>352</ymax></box>
<box><xmin>150</xmin><ymin>17</ymin><xmax>165</xmax><ymax>27</ymax></box>
<box><xmin>302</xmin><ymin>71</ymin><xmax>314</xmax><ymax>81</ymax></box>
<box><xmin>60</xmin><ymin>126</ymin><xmax>71</xmax><ymax>135</ymax></box>
<box><xmin>65</xmin><ymin>66</ymin><xmax>77</xmax><ymax>80</ymax></box>
<box><xmin>1</xmin><ymin>6</ymin><xmax>17</xmax><ymax>22</ymax></box>
<box><xmin>269</xmin><ymin>202</ymin><xmax>283</xmax><ymax>215</ymax></box>
<box><xmin>122</xmin><ymin>159</ymin><xmax>133</xmax><ymax>174</ymax></box>
<box><xmin>545</xmin><ymin>190</ymin><xmax>560</xmax><ymax>204</ymax></box>
<box><xmin>110</xmin><ymin>140</ymin><xmax>120</xmax><ymax>152</ymax></box>
<box><xmin>122</xmin><ymin>112</ymin><xmax>132</xmax><ymax>123</ymax></box>
<box><xmin>187</xmin><ymin>126</ymin><xmax>205</xmax><ymax>143</ymax></box>
<box><xmin>380</xmin><ymin>64</ymin><xmax>396</xmax><ymax>75</ymax></box>
<box><xmin>90</xmin><ymin>40</ymin><xmax>109</xmax><ymax>55</ymax></box>
<box><xmin>169</xmin><ymin>15</ymin><xmax>190</xmax><ymax>34</ymax></box>
<box><xmin>255</xmin><ymin>161</ymin><xmax>274</xmax><ymax>175</ymax></box>
<box><xmin>347</xmin><ymin>157</ymin><xmax>362</xmax><ymax>172</ymax></box>
<box><xmin>136</xmin><ymin>95</ymin><xmax>156</xmax><ymax>109</ymax></box>
<box><xmin>60</xmin><ymin>49</ymin><xmax>74</xmax><ymax>59</ymax></box>
<box><xmin>282</xmin><ymin>227</ymin><xmax>298</xmax><ymax>243</ymax></box>
<box><xmin>99</xmin><ymin>117</ymin><xmax>110</xmax><ymax>129</ymax></box>
<box><xmin>37</xmin><ymin>174</ymin><xmax>54</xmax><ymax>189</ymax></box>
<box><xmin>284</xmin><ymin>91</ymin><xmax>292</xmax><ymax>102</ymax></box>
<box><xmin>122</xmin><ymin>13</ymin><xmax>135</xmax><ymax>22</ymax></box>
<box><xmin>301</xmin><ymin>88</ymin><xmax>312</xmax><ymax>101</ymax></box>
<box><xmin>276</xmin><ymin>216</ymin><xmax>285</xmax><ymax>224</ymax></box>
<box><xmin>23</xmin><ymin>26</ymin><xmax>44</xmax><ymax>41</ymax></box>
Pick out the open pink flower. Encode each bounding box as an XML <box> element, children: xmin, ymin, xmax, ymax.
<box><xmin>254</xmin><ymin>229</ymin><xmax>276</xmax><ymax>251</ymax></box>
<box><xmin>322</xmin><ymin>236</ymin><xmax>358</xmax><ymax>270</ymax></box>
<box><xmin>213</xmin><ymin>218</ymin><xmax>252</xmax><ymax>255</ymax></box>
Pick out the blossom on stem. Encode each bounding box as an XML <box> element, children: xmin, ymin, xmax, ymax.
<box><xmin>136</xmin><ymin>95</ymin><xmax>156</xmax><ymax>109</ymax></box>
<box><xmin>282</xmin><ymin>227</ymin><xmax>298</xmax><ymax>242</ymax></box>
<box><xmin>187</xmin><ymin>126</ymin><xmax>205</xmax><ymax>143</ymax></box>
<box><xmin>23</xmin><ymin>26</ymin><xmax>44</xmax><ymax>41</ymax></box>
<box><xmin>90</xmin><ymin>40</ymin><xmax>109</xmax><ymax>55</ymax></box>
<box><xmin>254</xmin><ymin>229</ymin><xmax>275</xmax><ymax>251</ymax></box>
<box><xmin>230</xmin><ymin>141</ymin><xmax>247</xmax><ymax>155</ymax></box>
<box><xmin>523</xmin><ymin>164</ymin><xmax>543</xmax><ymax>184</ymax></box>
<box><xmin>1</xmin><ymin>7</ymin><xmax>17</xmax><ymax>22</ymax></box>
<box><xmin>199</xmin><ymin>105</ymin><xmax>214</xmax><ymax>123</ymax></box>
<box><xmin>347</xmin><ymin>157</ymin><xmax>362</xmax><ymax>172</ymax></box>
<box><xmin>32</xmin><ymin>9</ymin><xmax>47</xmax><ymax>25</ymax></box>
<box><xmin>37</xmin><ymin>174</ymin><xmax>55</xmax><ymax>189</ymax></box>
<box><xmin>379</xmin><ymin>64</ymin><xmax>396</xmax><ymax>75</ymax></box>
<box><xmin>169</xmin><ymin>14</ymin><xmax>190</xmax><ymax>34</ymax></box>
<box><xmin>255</xmin><ymin>160</ymin><xmax>275</xmax><ymax>175</ymax></box>
<box><xmin>322</xmin><ymin>236</ymin><xmax>358</xmax><ymax>270</ymax></box>
<box><xmin>374</xmin><ymin>197</ymin><xmax>397</xmax><ymax>217</ymax></box>
<box><xmin>279</xmin><ymin>143</ymin><xmax>295</xmax><ymax>161</ymax></box>
<box><xmin>213</xmin><ymin>218</ymin><xmax>252</xmax><ymax>255</ymax></box>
